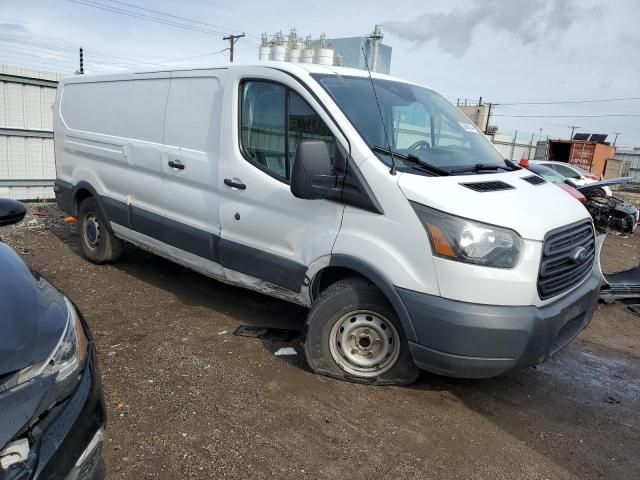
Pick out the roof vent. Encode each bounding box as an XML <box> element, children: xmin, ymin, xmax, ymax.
<box><xmin>522</xmin><ymin>175</ymin><xmax>547</xmax><ymax>185</ymax></box>
<box><xmin>460</xmin><ymin>181</ymin><xmax>515</xmax><ymax>192</ymax></box>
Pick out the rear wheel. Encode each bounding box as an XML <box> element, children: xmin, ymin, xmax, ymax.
<box><xmin>78</xmin><ymin>197</ymin><xmax>121</xmax><ymax>264</ymax></box>
<box><xmin>304</xmin><ymin>277</ymin><xmax>419</xmax><ymax>385</ymax></box>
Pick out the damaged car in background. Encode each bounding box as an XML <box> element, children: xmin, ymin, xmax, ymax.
<box><xmin>523</xmin><ymin>164</ymin><xmax>640</xmax><ymax>302</ymax></box>
<box><xmin>0</xmin><ymin>198</ymin><xmax>106</xmax><ymax>480</ymax></box>
<box><xmin>577</xmin><ymin>179</ymin><xmax>638</xmax><ymax>235</ymax></box>
<box><xmin>525</xmin><ymin>163</ymin><xmax>638</xmax><ymax>235</ymax></box>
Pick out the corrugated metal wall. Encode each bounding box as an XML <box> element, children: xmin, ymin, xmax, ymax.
<box><xmin>0</xmin><ymin>64</ymin><xmax>61</xmax><ymax>200</ymax></box>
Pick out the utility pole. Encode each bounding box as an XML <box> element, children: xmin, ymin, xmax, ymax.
<box><xmin>568</xmin><ymin>125</ymin><xmax>580</xmax><ymax>139</ymax></box>
<box><xmin>613</xmin><ymin>132</ymin><xmax>622</xmax><ymax>146</ymax></box>
<box><xmin>223</xmin><ymin>34</ymin><xmax>245</xmax><ymax>62</ymax></box>
<box><xmin>484</xmin><ymin>102</ymin><xmax>492</xmax><ymax>135</ymax></box>
<box><xmin>76</xmin><ymin>47</ymin><xmax>84</xmax><ymax>75</ymax></box>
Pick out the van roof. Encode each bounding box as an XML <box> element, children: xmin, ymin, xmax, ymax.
<box><xmin>60</xmin><ymin>61</ymin><xmax>427</xmax><ymax>89</ymax></box>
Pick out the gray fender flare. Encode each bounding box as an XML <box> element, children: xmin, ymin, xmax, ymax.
<box><xmin>327</xmin><ymin>254</ymin><xmax>418</xmax><ymax>342</ymax></box>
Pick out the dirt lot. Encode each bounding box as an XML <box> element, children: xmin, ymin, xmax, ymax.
<box><xmin>2</xmin><ymin>204</ymin><xmax>639</xmax><ymax>480</ymax></box>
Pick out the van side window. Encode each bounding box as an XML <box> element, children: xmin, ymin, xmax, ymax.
<box><xmin>287</xmin><ymin>91</ymin><xmax>336</xmax><ymax>173</ymax></box>
<box><xmin>240</xmin><ymin>81</ymin><xmax>335</xmax><ymax>181</ymax></box>
<box><xmin>241</xmin><ymin>82</ymin><xmax>287</xmax><ymax>178</ymax></box>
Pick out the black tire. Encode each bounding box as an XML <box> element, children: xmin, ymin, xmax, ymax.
<box><xmin>304</xmin><ymin>277</ymin><xmax>419</xmax><ymax>386</ymax></box>
<box><xmin>78</xmin><ymin>197</ymin><xmax>121</xmax><ymax>264</ymax></box>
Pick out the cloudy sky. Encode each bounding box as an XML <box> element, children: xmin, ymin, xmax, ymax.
<box><xmin>1</xmin><ymin>0</ymin><xmax>639</xmax><ymax>147</ymax></box>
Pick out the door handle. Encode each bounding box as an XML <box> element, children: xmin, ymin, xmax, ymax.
<box><xmin>224</xmin><ymin>178</ymin><xmax>246</xmax><ymax>190</ymax></box>
<box><xmin>168</xmin><ymin>160</ymin><xmax>185</xmax><ymax>170</ymax></box>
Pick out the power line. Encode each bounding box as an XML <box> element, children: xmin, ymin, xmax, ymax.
<box><xmin>0</xmin><ymin>34</ymin><xmax>166</xmax><ymax>67</ymax></box>
<box><xmin>496</xmin><ymin>97</ymin><xmax>640</xmax><ymax>106</ymax></box>
<box><xmin>160</xmin><ymin>48</ymin><xmax>229</xmax><ymax>63</ymax></box>
<box><xmin>68</xmin><ymin>0</ymin><xmax>259</xmax><ymax>47</ymax></box>
<box><xmin>103</xmin><ymin>0</ymin><xmax>260</xmax><ymax>39</ymax></box>
<box><xmin>68</xmin><ymin>0</ymin><xmax>229</xmax><ymax>35</ymax></box>
<box><xmin>0</xmin><ymin>54</ymin><xmax>75</xmax><ymax>73</ymax></box>
<box><xmin>0</xmin><ymin>43</ymin><xmax>144</xmax><ymax>70</ymax></box>
<box><xmin>492</xmin><ymin>113</ymin><xmax>640</xmax><ymax>118</ymax></box>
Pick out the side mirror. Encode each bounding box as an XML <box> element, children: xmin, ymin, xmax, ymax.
<box><xmin>290</xmin><ymin>140</ymin><xmax>335</xmax><ymax>200</ymax></box>
<box><xmin>0</xmin><ymin>198</ymin><xmax>27</xmax><ymax>226</ymax></box>
<box><xmin>564</xmin><ymin>178</ymin><xmax>579</xmax><ymax>188</ymax></box>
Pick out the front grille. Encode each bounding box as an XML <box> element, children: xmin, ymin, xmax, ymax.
<box><xmin>538</xmin><ymin>220</ymin><xmax>595</xmax><ymax>300</ymax></box>
<box><xmin>460</xmin><ymin>181</ymin><xmax>514</xmax><ymax>192</ymax></box>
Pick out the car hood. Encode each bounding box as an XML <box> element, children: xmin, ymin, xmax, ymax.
<box><xmin>397</xmin><ymin>170</ymin><xmax>591</xmax><ymax>241</ymax></box>
<box><xmin>574</xmin><ymin>176</ymin><xmax>634</xmax><ymax>195</ymax></box>
<box><xmin>0</xmin><ymin>241</ymin><xmax>67</xmax><ymax>377</ymax></box>
<box><xmin>0</xmin><ymin>241</ymin><xmax>68</xmax><ymax>449</ymax></box>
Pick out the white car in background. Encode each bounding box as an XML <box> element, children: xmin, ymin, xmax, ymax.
<box><xmin>532</xmin><ymin>160</ymin><xmax>612</xmax><ymax>196</ymax></box>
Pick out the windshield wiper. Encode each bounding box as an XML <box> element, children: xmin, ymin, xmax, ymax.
<box><xmin>450</xmin><ymin>163</ymin><xmax>514</xmax><ymax>174</ymax></box>
<box><xmin>371</xmin><ymin>146</ymin><xmax>450</xmax><ymax>176</ymax></box>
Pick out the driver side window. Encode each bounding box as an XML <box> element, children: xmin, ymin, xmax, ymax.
<box><xmin>240</xmin><ymin>80</ymin><xmax>336</xmax><ymax>182</ymax></box>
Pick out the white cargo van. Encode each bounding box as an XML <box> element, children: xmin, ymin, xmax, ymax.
<box><xmin>53</xmin><ymin>63</ymin><xmax>601</xmax><ymax>385</ymax></box>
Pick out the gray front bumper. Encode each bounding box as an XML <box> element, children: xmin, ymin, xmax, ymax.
<box><xmin>397</xmin><ymin>270</ymin><xmax>601</xmax><ymax>378</ymax></box>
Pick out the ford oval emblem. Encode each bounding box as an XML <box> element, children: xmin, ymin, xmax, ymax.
<box><xmin>570</xmin><ymin>246</ymin><xmax>589</xmax><ymax>265</ymax></box>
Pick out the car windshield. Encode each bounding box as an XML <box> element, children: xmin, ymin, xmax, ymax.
<box><xmin>312</xmin><ymin>74</ymin><xmax>508</xmax><ymax>174</ymax></box>
<box><xmin>528</xmin><ymin>164</ymin><xmax>565</xmax><ymax>184</ymax></box>
<box><xmin>570</xmin><ymin>165</ymin><xmax>591</xmax><ymax>176</ymax></box>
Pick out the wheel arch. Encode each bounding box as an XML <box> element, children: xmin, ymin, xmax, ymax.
<box><xmin>311</xmin><ymin>254</ymin><xmax>418</xmax><ymax>342</ymax></box>
<box><xmin>72</xmin><ymin>182</ymin><xmax>113</xmax><ymax>232</ymax></box>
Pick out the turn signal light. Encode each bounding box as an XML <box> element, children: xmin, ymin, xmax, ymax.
<box><xmin>426</xmin><ymin>223</ymin><xmax>456</xmax><ymax>258</ymax></box>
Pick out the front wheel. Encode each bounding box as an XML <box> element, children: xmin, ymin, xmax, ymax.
<box><xmin>304</xmin><ymin>277</ymin><xmax>419</xmax><ymax>385</ymax></box>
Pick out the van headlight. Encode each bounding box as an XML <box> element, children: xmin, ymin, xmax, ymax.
<box><xmin>16</xmin><ymin>297</ymin><xmax>88</xmax><ymax>398</ymax></box>
<box><xmin>411</xmin><ymin>202</ymin><xmax>521</xmax><ymax>268</ymax></box>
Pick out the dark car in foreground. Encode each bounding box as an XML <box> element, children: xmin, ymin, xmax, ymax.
<box><xmin>0</xmin><ymin>198</ymin><xmax>106</xmax><ymax>480</ymax></box>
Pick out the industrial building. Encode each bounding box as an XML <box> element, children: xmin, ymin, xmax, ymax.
<box><xmin>0</xmin><ymin>64</ymin><xmax>60</xmax><ymax>200</ymax></box>
<box><xmin>616</xmin><ymin>147</ymin><xmax>640</xmax><ymax>183</ymax></box>
<box><xmin>258</xmin><ymin>26</ymin><xmax>392</xmax><ymax>74</ymax></box>
<box><xmin>458</xmin><ymin>100</ymin><xmax>492</xmax><ymax>133</ymax></box>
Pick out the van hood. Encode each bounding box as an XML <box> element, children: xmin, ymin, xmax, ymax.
<box><xmin>397</xmin><ymin>170</ymin><xmax>591</xmax><ymax>241</ymax></box>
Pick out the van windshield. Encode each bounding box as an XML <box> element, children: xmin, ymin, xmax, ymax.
<box><xmin>312</xmin><ymin>74</ymin><xmax>511</xmax><ymax>175</ymax></box>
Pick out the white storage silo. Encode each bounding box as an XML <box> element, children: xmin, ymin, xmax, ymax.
<box><xmin>259</xmin><ymin>46</ymin><xmax>271</xmax><ymax>60</ymax></box>
<box><xmin>259</xmin><ymin>33</ymin><xmax>271</xmax><ymax>61</ymax></box>
<box><xmin>315</xmin><ymin>33</ymin><xmax>334</xmax><ymax>65</ymax></box>
<box><xmin>270</xmin><ymin>31</ymin><xmax>286</xmax><ymax>61</ymax></box>
<box><xmin>286</xmin><ymin>28</ymin><xmax>301</xmax><ymax>63</ymax></box>
<box><xmin>287</xmin><ymin>49</ymin><xmax>301</xmax><ymax>63</ymax></box>
<box><xmin>316</xmin><ymin>48</ymin><xmax>334</xmax><ymax>65</ymax></box>
<box><xmin>271</xmin><ymin>45</ymin><xmax>286</xmax><ymax>61</ymax></box>
<box><xmin>301</xmin><ymin>35</ymin><xmax>314</xmax><ymax>63</ymax></box>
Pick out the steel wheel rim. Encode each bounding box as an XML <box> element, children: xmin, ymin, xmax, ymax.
<box><xmin>329</xmin><ymin>310</ymin><xmax>400</xmax><ymax>377</ymax></box>
<box><xmin>83</xmin><ymin>213</ymin><xmax>100</xmax><ymax>251</ymax></box>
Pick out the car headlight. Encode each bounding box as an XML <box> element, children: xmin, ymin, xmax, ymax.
<box><xmin>16</xmin><ymin>297</ymin><xmax>87</xmax><ymax>395</ymax></box>
<box><xmin>411</xmin><ymin>202</ymin><xmax>521</xmax><ymax>268</ymax></box>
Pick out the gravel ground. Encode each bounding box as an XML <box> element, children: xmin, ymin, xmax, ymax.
<box><xmin>2</xmin><ymin>203</ymin><xmax>639</xmax><ymax>480</ymax></box>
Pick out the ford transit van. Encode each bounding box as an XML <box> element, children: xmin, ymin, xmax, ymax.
<box><xmin>53</xmin><ymin>63</ymin><xmax>601</xmax><ymax>385</ymax></box>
